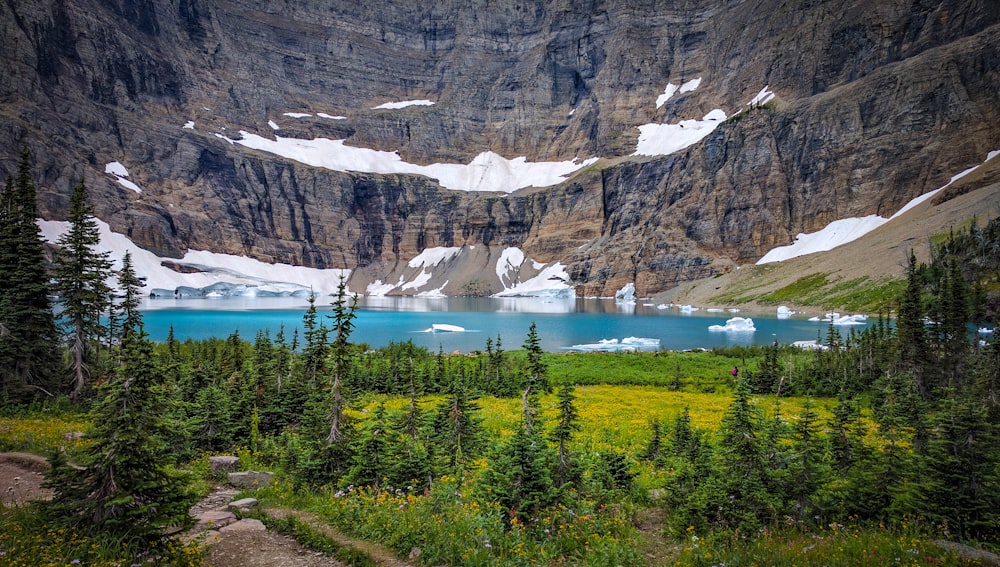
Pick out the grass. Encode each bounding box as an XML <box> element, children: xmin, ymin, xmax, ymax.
<box><xmin>546</xmin><ymin>349</ymin><xmax>748</xmax><ymax>392</ymax></box>
<box><xmin>711</xmin><ymin>269</ymin><xmax>905</xmax><ymax>312</ymax></box>
<box><xmin>0</xmin><ymin>414</ymin><xmax>90</xmax><ymax>456</ymax></box>
<box><xmin>674</xmin><ymin>524</ymin><xmax>979</xmax><ymax>566</ymax></box>
<box><xmin>0</xmin><ymin>502</ymin><xmax>206</xmax><ymax>567</ymax></box>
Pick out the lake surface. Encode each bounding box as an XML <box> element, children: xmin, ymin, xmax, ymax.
<box><xmin>138</xmin><ymin>296</ymin><xmax>856</xmax><ymax>352</ymax></box>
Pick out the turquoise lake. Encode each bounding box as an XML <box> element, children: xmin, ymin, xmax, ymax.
<box><xmin>138</xmin><ymin>296</ymin><xmax>857</xmax><ymax>352</ymax></box>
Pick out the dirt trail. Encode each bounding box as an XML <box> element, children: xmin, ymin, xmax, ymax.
<box><xmin>0</xmin><ymin>452</ymin><xmax>52</xmax><ymax>506</ymax></box>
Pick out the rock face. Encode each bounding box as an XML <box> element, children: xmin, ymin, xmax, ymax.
<box><xmin>1</xmin><ymin>0</ymin><xmax>999</xmax><ymax>295</ymax></box>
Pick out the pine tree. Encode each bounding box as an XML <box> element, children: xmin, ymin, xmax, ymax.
<box><xmin>523</xmin><ymin>322</ymin><xmax>549</xmax><ymax>394</ymax></box>
<box><xmin>327</xmin><ymin>277</ymin><xmax>358</xmax><ymax>444</ymax></box>
<box><xmin>45</xmin><ymin>268</ymin><xmax>194</xmax><ymax>538</ymax></box>
<box><xmin>0</xmin><ymin>148</ymin><xmax>61</xmax><ymax>400</ymax></box>
<box><xmin>344</xmin><ymin>402</ymin><xmax>390</xmax><ymax>488</ymax></box>
<box><xmin>480</xmin><ymin>393</ymin><xmax>558</xmax><ymax>525</ymax></box>
<box><xmin>52</xmin><ymin>178</ymin><xmax>113</xmax><ymax>401</ymax></box>
<box><xmin>897</xmin><ymin>251</ymin><xmax>929</xmax><ymax>396</ymax></box>
<box><xmin>431</xmin><ymin>373</ymin><xmax>484</xmax><ymax>472</ymax></box>
<box><xmin>712</xmin><ymin>378</ymin><xmax>778</xmax><ymax>530</ymax></box>
<box><xmin>785</xmin><ymin>400</ymin><xmax>830</xmax><ymax>522</ymax></box>
<box><xmin>550</xmin><ymin>384</ymin><xmax>581</xmax><ymax>488</ymax></box>
<box><xmin>921</xmin><ymin>388</ymin><xmax>1000</xmax><ymax>540</ymax></box>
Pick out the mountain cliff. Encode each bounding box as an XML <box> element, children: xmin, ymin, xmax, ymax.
<box><xmin>2</xmin><ymin>0</ymin><xmax>999</xmax><ymax>296</ymax></box>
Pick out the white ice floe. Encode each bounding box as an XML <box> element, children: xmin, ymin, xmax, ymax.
<box><xmin>979</xmin><ymin>327</ymin><xmax>995</xmax><ymax>335</ymax></box>
<box><xmin>39</xmin><ymin>218</ymin><xmax>350</xmax><ymax>297</ymax></box>
<box><xmin>614</xmin><ymin>283</ymin><xmax>636</xmax><ymax>304</ymax></box>
<box><xmin>563</xmin><ymin>337</ymin><xmax>660</xmax><ymax>352</ymax></box>
<box><xmin>227</xmin><ymin>132</ymin><xmax>597</xmax><ymax>193</ymax></box>
<box><xmin>316</xmin><ymin>113</ymin><xmax>347</xmax><ymax>120</ymax></box>
<box><xmin>268</xmin><ymin>120</ymin><xmax>280</xmax><ymax>130</ymax></box>
<box><xmin>709</xmin><ymin>317</ymin><xmax>756</xmax><ymax>332</ymax></box>
<box><xmin>706</xmin><ymin>308</ymin><xmax>724</xmax><ymax>313</ymax></box>
<box><xmin>634</xmin><ymin>109</ymin><xmax>727</xmax><ymax>157</ymax></box>
<box><xmin>104</xmin><ymin>161</ymin><xmax>142</xmax><ymax>194</ymax></box>
<box><xmin>832</xmin><ymin>314</ymin><xmax>867</xmax><ymax>326</ymax></box>
<box><xmin>424</xmin><ymin>323</ymin><xmax>465</xmax><ymax>332</ymax></box>
<box><xmin>679</xmin><ymin>304</ymin><xmax>699</xmax><ymax>313</ymax></box>
<box><xmin>777</xmin><ymin>305</ymin><xmax>795</xmax><ymax>319</ymax></box>
<box><xmin>183</xmin><ymin>121</ymin><xmax>195</xmax><ymax>130</ymax></box>
<box><xmin>758</xmin><ymin>150</ymin><xmax>1000</xmax><ymax>264</ymax></box>
<box><xmin>371</xmin><ymin>99</ymin><xmax>435</xmax><ymax>110</ymax></box>
<box><xmin>283</xmin><ymin>112</ymin><xmax>312</xmax><ymax>118</ymax></box>
<box><xmin>727</xmin><ymin>308</ymin><xmax>741</xmax><ymax>313</ymax></box>
<box><xmin>793</xmin><ymin>340</ymin><xmax>827</xmax><ymax>350</ymax></box>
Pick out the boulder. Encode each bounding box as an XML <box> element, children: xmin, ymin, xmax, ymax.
<box><xmin>220</xmin><ymin>518</ymin><xmax>267</xmax><ymax>533</ymax></box>
<box><xmin>227</xmin><ymin>497</ymin><xmax>259</xmax><ymax>511</ymax></box>
<box><xmin>195</xmin><ymin>509</ymin><xmax>237</xmax><ymax>529</ymax></box>
<box><xmin>209</xmin><ymin>456</ymin><xmax>240</xmax><ymax>473</ymax></box>
<box><xmin>227</xmin><ymin>471</ymin><xmax>273</xmax><ymax>489</ymax></box>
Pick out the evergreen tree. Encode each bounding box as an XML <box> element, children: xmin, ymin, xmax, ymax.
<box><xmin>480</xmin><ymin>393</ymin><xmax>558</xmax><ymax>525</ymax></box>
<box><xmin>711</xmin><ymin>378</ymin><xmax>778</xmax><ymax>530</ymax></box>
<box><xmin>921</xmin><ymin>388</ymin><xmax>1000</xmax><ymax>540</ymax></box>
<box><xmin>785</xmin><ymin>400</ymin><xmax>830</xmax><ymax>523</ymax></box>
<box><xmin>897</xmin><ymin>251</ymin><xmax>929</xmax><ymax>396</ymax></box>
<box><xmin>45</xmin><ymin>269</ymin><xmax>194</xmax><ymax>538</ymax></box>
<box><xmin>344</xmin><ymin>402</ymin><xmax>390</xmax><ymax>488</ymax></box>
<box><xmin>0</xmin><ymin>147</ymin><xmax>60</xmax><ymax>400</ymax></box>
<box><xmin>523</xmin><ymin>322</ymin><xmax>549</xmax><ymax>394</ymax></box>
<box><xmin>550</xmin><ymin>384</ymin><xmax>581</xmax><ymax>488</ymax></box>
<box><xmin>52</xmin><ymin>178</ymin><xmax>113</xmax><ymax>401</ymax></box>
<box><xmin>327</xmin><ymin>277</ymin><xmax>358</xmax><ymax>443</ymax></box>
<box><xmin>388</xmin><ymin>372</ymin><xmax>433</xmax><ymax>490</ymax></box>
<box><xmin>431</xmin><ymin>373</ymin><xmax>484</xmax><ymax>472</ymax></box>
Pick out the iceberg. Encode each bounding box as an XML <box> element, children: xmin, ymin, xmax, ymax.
<box><xmin>832</xmin><ymin>314</ymin><xmax>868</xmax><ymax>326</ymax></box>
<box><xmin>679</xmin><ymin>305</ymin><xmax>699</xmax><ymax>313</ymax></box>
<box><xmin>563</xmin><ymin>337</ymin><xmax>660</xmax><ymax>352</ymax></box>
<box><xmin>708</xmin><ymin>317</ymin><xmax>756</xmax><ymax>332</ymax></box>
<box><xmin>428</xmin><ymin>324</ymin><xmax>465</xmax><ymax>333</ymax></box>
<box><xmin>614</xmin><ymin>283</ymin><xmax>636</xmax><ymax>304</ymax></box>
<box><xmin>777</xmin><ymin>305</ymin><xmax>795</xmax><ymax>319</ymax></box>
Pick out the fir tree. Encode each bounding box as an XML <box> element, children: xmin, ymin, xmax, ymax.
<box><xmin>45</xmin><ymin>269</ymin><xmax>194</xmax><ymax>538</ymax></box>
<box><xmin>52</xmin><ymin>178</ymin><xmax>113</xmax><ymax>401</ymax></box>
<box><xmin>480</xmin><ymin>393</ymin><xmax>558</xmax><ymax>525</ymax></box>
<box><xmin>897</xmin><ymin>251</ymin><xmax>929</xmax><ymax>396</ymax></box>
<box><xmin>711</xmin><ymin>378</ymin><xmax>778</xmax><ymax>530</ymax></box>
<box><xmin>785</xmin><ymin>400</ymin><xmax>830</xmax><ymax>523</ymax></box>
<box><xmin>523</xmin><ymin>322</ymin><xmax>549</xmax><ymax>394</ymax></box>
<box><xmin>921</xmin><ymin>388</ymin><xmax>1000</xmax><ymax>540</ymax></box>
<box><xmin>431</xmin><ymin>373</ymin><xmax>484</xmax><ymax>472</ymax></box>
<box><xmin>550</xmin><ymin>384</ymin><xmax>581</xmax><ymax>488</ymax></box>
<box><xmin>0</xmin><ymin>148</ymin><xmax>60</xmax><ymax>400</ymax></box>
<box><xmin>327</xmin><ymin>276</ymin><xmax>358</xmax><ymax>444</ymax></box>
<box><xmin>345</xmin><ymin>402</ymin><xmax>390</xmax><ymax>488</ymax></box>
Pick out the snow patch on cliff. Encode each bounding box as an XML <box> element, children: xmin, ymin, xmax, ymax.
<box><xmin>39</xmin><ymin>219</ymin><xmax>349</xmax><ymax>297</ymax></box>
<box><xmin>757</xmin><ymin>151</ymin><xmax>999</xmax><ymax>264</ymax></box>
<box><xmin>371</xmin><ymin>99</ymin><xmax>435</xmax><ymax>110</ymax></box>
<box><xmin>634</xmin><ymin>109</ymin><xmax>727</xmax><ymax>157</ymax></box>
<box><xmin>104</xmin><ymin>162</ymin><xmax>142</xmax><ymax>194</ymax></box>
<box><xmin>227</xmin><ymin>132</ymin><xmax>596</xmax><ymax>193</ymax></box>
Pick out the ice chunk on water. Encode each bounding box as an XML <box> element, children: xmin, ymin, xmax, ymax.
<box><xmin>708</xmin><ymin>317</ymin><xmax>756</xmax><ymax>332</ymax></box>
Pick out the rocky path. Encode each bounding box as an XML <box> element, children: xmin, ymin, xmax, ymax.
<box><xmin>190</xmin><ymin>487</ymin><xmax>413</xmax><ymax>567</ymax></box>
